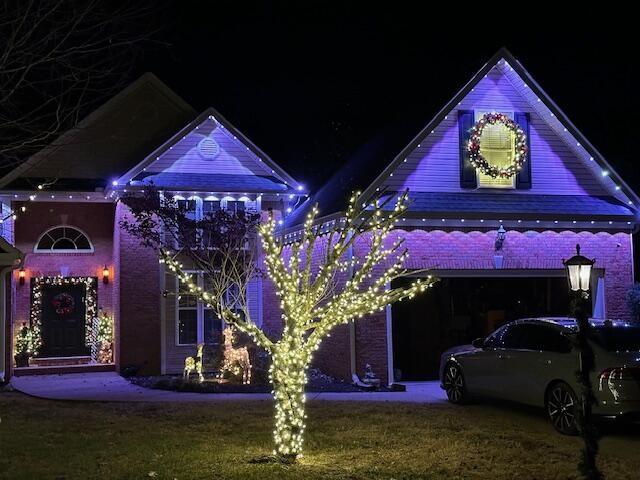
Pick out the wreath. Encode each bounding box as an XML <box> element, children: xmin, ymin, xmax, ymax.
<box><xmin>467</xmin><ymin>112</ymin><xmax>527</xmax><ymax>178</ymax></box>
<box><xmin>52</xmin><ymin>292</ymin><xmax>75</xmax><ymax>316</ymax></box>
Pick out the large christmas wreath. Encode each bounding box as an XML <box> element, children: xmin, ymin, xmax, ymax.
<box><xmin>468</xmin><ymin>112</ymin><xmax>527</xmax><ymax>178</ymax></box>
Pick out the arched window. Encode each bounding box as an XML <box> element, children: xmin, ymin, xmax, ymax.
<box><xmin>34</xmin><ymin>226</ymin><xmax>93</xmax><ymax>253</ymax></box>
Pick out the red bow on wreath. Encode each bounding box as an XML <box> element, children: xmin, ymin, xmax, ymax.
<box><xmin>52</xmin><ymin>292</ymin><xmax>75</xmax><ymax>316</ymax></box>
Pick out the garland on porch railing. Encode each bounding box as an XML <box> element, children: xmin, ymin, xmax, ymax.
<box><xmin>468</xmin><ymin>112</ymin><xmax>528</xmax><ymax>178</ymax></box>
<box><xmin>29</xmin><ymin>276</ymin><xmax>98</xmax><ymax>356</ymax></box>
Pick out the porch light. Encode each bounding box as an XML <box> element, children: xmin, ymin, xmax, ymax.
<box><xmin>18</xmin><ymin>267</ymin><xmax>26</xmax><ymax>286</ymax></box>
<box><xmin>102</xmin><ymin>265</ymin><xmax>110</xmax><ymax>284</ymax></box>
<box><xmin>563</xmin><ymin>244</ymin><xmax>595</xmax><ymax>293</ymax></box>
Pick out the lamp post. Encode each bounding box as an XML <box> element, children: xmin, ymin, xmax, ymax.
<box><xmin>563</xmin><ymin>244</ymin><xmax>601</xmax><ymax>479</ymax></box>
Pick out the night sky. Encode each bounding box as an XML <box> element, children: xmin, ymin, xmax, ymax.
<box><xmin>139</xmin><ymin>4</ymin><xmax>638</xmax><ymax>193</ymax></box>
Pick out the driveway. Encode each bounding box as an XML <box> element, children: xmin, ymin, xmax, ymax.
<box><xmin>11</xmin><ymin>372</ymin><xmax>447</xmax><ymax>403</ymax></box>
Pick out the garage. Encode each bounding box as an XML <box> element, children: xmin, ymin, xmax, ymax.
<box><xmin>390</xmin><ymin>275</ymin><xmax>584</xmax><ymax>381</ymax></box>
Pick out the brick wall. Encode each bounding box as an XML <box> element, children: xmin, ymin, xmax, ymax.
<box><xmin>262</xmin><ymin>227</ymin><xmax>634</xmax><ymax>385</ymax></box>
<box><xmin>115</xmin><ymin>202</ymin><xmax>161</xmax><ymax>375</ymax></box>
<box><xmin>12</xmin><ymin>202</ymin><xmax>117</xmax><ymax>363</ymax></box>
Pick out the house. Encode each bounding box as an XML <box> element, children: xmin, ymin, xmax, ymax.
<box><xmin>277</xmin><ymin>48</ymin><xmax>639</xmax><ymax>384</ymax></box>
<box><xmin>0</xmin><ymin>73</ymin><xmax>304</xmax><ymax>380</ymax></box>
<box><xmin>1</xmin><ymin>49</ymin><xmax>637</xmax><ymax>386</ymax></box>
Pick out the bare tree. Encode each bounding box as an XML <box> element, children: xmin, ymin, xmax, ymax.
<box><xmin>0</xmin><ymin>0</ymin><xmax>162</xmax><ymax>170</ymax></box>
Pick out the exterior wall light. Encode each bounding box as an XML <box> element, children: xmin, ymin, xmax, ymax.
<box><xmin>18</xmin><ymin>267</ymin><xmax>26</xmax><ymax>286</ymax></box>
<box><xmin>494</xmin><ymin>224</ymin><xmax>507</xmax><ymax>251</ymax></box>
<box><xmin>102</xmin><ymin>265</ymin><xmax>110</xmax><ymax>284</ymax></box>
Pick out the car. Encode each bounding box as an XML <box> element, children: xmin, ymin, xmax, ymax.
<box><xmin>439</xmin><ymin>317</ymin><xmax>640</xmax><ymax>434</ymax></box>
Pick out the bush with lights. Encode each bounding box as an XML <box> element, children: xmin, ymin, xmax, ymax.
<box><xmin>123</xmin><ymin>187</ymin><xmax>435</xmax><ymax>463</ymax></box>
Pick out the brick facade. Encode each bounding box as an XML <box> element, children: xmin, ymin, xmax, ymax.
<box><xmin>115</xmin><ymin>203</ymin><xmax>161</xmax><ymax>375</ymax></box>
<box><xmin>263</xmin><ymin>227</ymin><xmax>634</xmax><ymax>385</ymax></box>
<box><xmin>12</xmin><ymin>202</ymin><xmax>117</xmax><ymax>362</ymax></box>
<box><xmin>9</xmin><ymin>201</ymin><xmax>163</xmax><ymax>375</ymax></box>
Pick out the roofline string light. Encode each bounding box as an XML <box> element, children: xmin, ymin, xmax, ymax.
<box><xmin>379</xmin><ymin>59</ymin><xmax>635</xmax><ymax>209</ymax></box>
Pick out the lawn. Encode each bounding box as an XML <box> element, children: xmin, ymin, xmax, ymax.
<box><xmin>0</xmin><ymin>392</ymin><xmax>638</xmax><ymax>479</ymax></box>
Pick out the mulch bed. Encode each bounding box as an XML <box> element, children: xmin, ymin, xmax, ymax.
<box><xmin>128</xmin><ymin>370</ymin><xmax>393</xmax><ymax>394</ymax></box>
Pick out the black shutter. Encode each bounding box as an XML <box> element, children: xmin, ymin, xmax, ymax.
<box><xmin>458</xmin><ymin>110</ymin><xmax>477</xmax><ymax>188</ymax></box>
<box><xmin>514</xmin><ymin>112</ymin><xmax>532</xmax><ymax>189</ymax></box>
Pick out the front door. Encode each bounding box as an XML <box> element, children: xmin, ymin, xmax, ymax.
<box><xmin>39</xmin><ymin>283</ymin><xmax>89</xmax><ymax>357</ymax></box>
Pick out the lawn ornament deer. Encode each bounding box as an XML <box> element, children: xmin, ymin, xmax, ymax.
<box><xmin>219</xmin><ymin>326</ymin><xmax>252</xmax><ymax>384</ymax></box>
<box><xmin>183</xmin><ymin>343</ymin><xmax>204</xmax><ymax>382</ymax></box>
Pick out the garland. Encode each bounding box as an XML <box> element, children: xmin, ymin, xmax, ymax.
<box><xmin>29</xmin><ymin>276</ymin><xmax>98</xmax><ymax>356</ymax></box>
<box><xmin>468</xmin><ymin>112</ymin><xmax>528</xmax><ymax>178</ymax></box>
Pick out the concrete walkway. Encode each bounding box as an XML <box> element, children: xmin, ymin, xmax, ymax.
<box><xmin>10</xmin><ymin>372</ymin><xmax>446</xmax><ymax>403</ymax></box>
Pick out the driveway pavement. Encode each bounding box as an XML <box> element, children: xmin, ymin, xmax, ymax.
<box><xmin>10</xmin><ymin>372</ymin><xmax>446</xmax><ymax>403</ymax></box>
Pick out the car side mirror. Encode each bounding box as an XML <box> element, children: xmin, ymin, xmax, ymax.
<box><xmin>472</xmin><ymin>337</ymin><xmax>485</xmax><ymax>349</ymax></box>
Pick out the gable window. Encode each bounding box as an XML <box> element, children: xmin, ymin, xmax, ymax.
<box><xmin>459</xmin><ymin>110</ymin><xmax>531</xmax><ymax>190</ymax></box>
<box><xmin>475</xmin><ymin>111</ymin><xmax>516</xmax><ymax>189</ymax></box>
<box><xmin>35</xmin><ymin>226</ymin><xmax>93</xmax><ymax>253</ymax></box>
<box><xmin>176</xmin><ymin>272</ymin><xmax>223</xmax><ymax>346</ymax></box>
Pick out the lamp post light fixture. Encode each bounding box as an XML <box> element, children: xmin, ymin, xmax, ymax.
<box><xmin>562</xmin><ymin>243</ymin><xmax>601</xmax><ymax>479</ymax></box>
<box><xmin>563</xmin><ymin>243</ymin><xmax>595</xmax><ymax>293</ymax></box>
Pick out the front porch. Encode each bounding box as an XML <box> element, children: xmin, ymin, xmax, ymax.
<box><xmin>13</xmin><ymin>353</ymin><xmax>114</xmax><ymax>376</ymax></box>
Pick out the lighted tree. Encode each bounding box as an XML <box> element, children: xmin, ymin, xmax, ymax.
<box><xmin>148</xmin><ymin>190</ymin><xmax>436</xmax><ymax>462</ymax></box>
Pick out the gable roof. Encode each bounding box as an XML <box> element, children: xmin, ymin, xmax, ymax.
<box><xmin>0</xmin><ymin>73</ymin><xmax>197</xmax><ymax>192</ymax></box>
<box><xmin>289</xmin><ymin>48</ymin><xmax>639</xmax><ymax>228</ymax></box>
<box><xmin>117</xmin><ymin>107</ymin><xmax>304</xmax><ymax>194</ymax></box>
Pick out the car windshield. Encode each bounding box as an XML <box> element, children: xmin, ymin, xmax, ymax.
<box><xmin>592</xmin><ymin>325</ymin><xmax>640</xmax><ymax>351</ymax></box>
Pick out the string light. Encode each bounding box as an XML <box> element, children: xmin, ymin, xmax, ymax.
<box><xmin>28</xmin><ymin>276</ymin><xmax>98</xmax><ymax>355</ymax></box>
<box><xmin>160</xmin><ymin>190</ymin><xmax>436</xmax><ymax>462</ymax></box>
<box><xmin>218</xmin><ymin>327</ymin><xmax>252</xmax><ymax>384</ymax></box>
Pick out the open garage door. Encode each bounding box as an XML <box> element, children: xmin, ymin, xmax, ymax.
<box><xmin>391</xmin><ymin>275</ymin><xmax>581</xmax><ymax>381</ymax></box>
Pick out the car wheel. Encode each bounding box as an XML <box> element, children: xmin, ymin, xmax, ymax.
<box><xmin>546</xmin><ymin>382</ymin><xmax>579</xmax><ymax>435</ymax></box>
<box><xmin>443</xmin><ymin>362</ymin><xmax>467</xmax><ymax>404</ymax></box>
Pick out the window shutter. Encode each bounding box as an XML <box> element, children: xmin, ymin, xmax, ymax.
<box><xmin>514</xmin><ymin>112</ymin><xmax>532</xmax><ymax>189</ymax></box>
<box><xmin>458</xmin><ymin>110</ymin><xmax>477</xmax><ymax>188</ymax></box>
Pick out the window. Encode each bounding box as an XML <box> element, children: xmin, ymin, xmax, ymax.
<box><xmin>177</xmin><ymin>275</ymin><xmax>198</xmax><ymax>345</ymax></box>
<box><xmin>485</xmin><ymin>323</ymin><xmax>520</xmax><ymax>348</ymax></box>
<box><xmin>476</xmin><ymin>111</ymin><xmax>516</xmax><ymax>189</ymax></box>
<box><xmin>35</xmin><ymin>226</ymin><xmax>93</xmax><ymax>252</ymax></box>
<box><xmin>176</xmin><ymin>199</ymin><xmax>197</xmax><ymax>220</ymax></box>
<box><xmin>486</xmin><ymin>322</ymin><xmax>571</xmax><ymax>353</ymax></box>
<box><xmin>176</xmin><ymin>272</ymin><xmax>224</xmax><ymax>345</ymax></box>
<box><xmin>203</xmin><ymin>200</ymin><xmax>221</xmax><ymax>215</ymax></box>
<box><xmin>593</xmin><ymin>325</ymin><xmax>640</xmax><ymax>352</ymax></box>
<box><xmin>516</xmin><ymin>324</ymin><xmax>571</xmax><ymax>353</ymax></box>
<box><xmin>226</xmin><ymin>200</ymin><xmax>245</xmax><ymax>213</ymax></box>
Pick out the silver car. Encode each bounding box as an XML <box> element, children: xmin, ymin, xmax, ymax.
<box><xmin>439</xmin><ymin>317</ymin><xmax>640</xmax><ymax>434</ymax></box>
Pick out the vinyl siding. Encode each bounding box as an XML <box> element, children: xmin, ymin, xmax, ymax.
<box><xmin>163</xmin><ymin>270</ymin><xmax>262</xmax><ymax>374</ymax></box>
<box><xmin>145</xmin><ymin>118</ymin><xmax>275</xmax><ymax>178</ymax></box>
<box><xmin>382</xmin><ymin>64</ymin><xmax>608</xmax><ymax>196</ymax></box>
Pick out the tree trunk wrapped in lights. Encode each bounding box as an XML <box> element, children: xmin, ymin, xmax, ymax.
<box><xmin>158</xmin><ymin>190</ymin><xmax>435</xmax><ymax>462</ymax></box>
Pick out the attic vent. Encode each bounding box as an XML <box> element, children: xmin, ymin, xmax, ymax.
<box><xmin>197</xmin><ymin>137</ymin><xmax>220</xmax><ymax>159</ymax></box>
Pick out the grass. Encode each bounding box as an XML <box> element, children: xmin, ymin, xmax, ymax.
<box><xmin>0</xmin><ymin>392</ymin><xmax>639</xmax><ymax>479</ymax></box>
